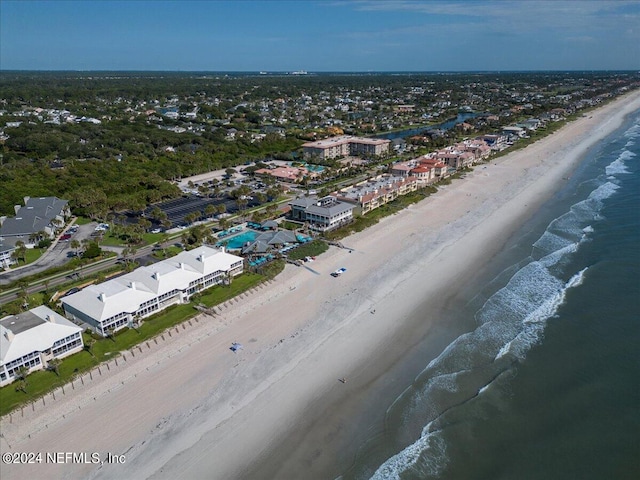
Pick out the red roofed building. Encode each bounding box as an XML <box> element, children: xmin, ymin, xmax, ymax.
<box><xmin>410</xmin><ymin>165</ymin><xmax>436</xmax><ymax>184</ymax></box>
<box><xmin>255</xmin><ymin>166</ymin><xmax>311</xmax><ymax>183</ymax></box>
<box><xmin>418</xmin><ymin>158</ymin><xmax>449</xmax><ymax>179</ymax></box>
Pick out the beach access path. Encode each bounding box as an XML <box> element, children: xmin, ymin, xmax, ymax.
<box><xmin>2</xmin><ymin>89</ymin><xmax>639</xmax><ymax>480</ymax></box>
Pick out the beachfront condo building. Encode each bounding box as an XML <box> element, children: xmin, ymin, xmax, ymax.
<box><xmin>302</xmin><ymin>135</ymin><xmax>391</xmax><ymax>161</ymax></box>
<box><xmin>289</xmin><ymin>195</ymin><xmax>355</xmax><ymax>232</ymax></box>
<box><xmin>333</xmin><ymin>174</ymin><xmax>419</xmax><ymax>215</ymax></box>
<box><xmin>1</xmin><ymin>306</ymin><xmax>84</xmax><ymax>386</ymax></box>
<box><xmin>62</xmin><ymin>246</ymin><xmax>244</xmax><ymax>336</ymax></box>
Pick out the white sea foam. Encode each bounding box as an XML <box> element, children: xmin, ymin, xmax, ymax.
<box><xmin>537</xmin><ymin>182</ymin><xmax>619</xmax><ymax>255</ymax></box>
<box><xmin>587</xmin><ymin>181</ymin><xmax>619</xmax><ymax>202</ymax></box>
<box><xmin>538</xmin><ymin>241</ymin><xmax>579</xmax><ymax>268</ymax></box>
<box><xmin>503</xmin><ymin>267</ymin><xmax>588</xmax><ymax>360</ymax></box>
<box><xmin>478</xmin><ymin>383</ymin><xmax>491</xmax><ymax>395</ymax></box>
<box><xmin>371</xmin><ymin>423</ymin><xmax>447</xmax><ymax>480</ymax></box>
<box><xmin>605</xmin><ymin>150</ymin><xmax>634</xmax><ymax>176</ymax></box>
<box><xmin>623</xmin><ymin>122</ymin><xmax>640</xmax><ymax>139</ymax></box>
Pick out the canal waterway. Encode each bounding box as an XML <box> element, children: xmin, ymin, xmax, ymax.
<box><xmin>374</xmin><ymin>112</ymin><xmax>483</xmax><ymax>140</ymax></box>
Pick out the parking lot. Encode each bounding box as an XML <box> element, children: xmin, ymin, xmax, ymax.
<box><xmin>143</xmin><ymin>194</ymin><xmax>262</xmax><ymax>228</ymax></box>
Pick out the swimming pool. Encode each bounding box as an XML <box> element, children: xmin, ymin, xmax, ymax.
<box><xmin>220</xmin><ymin>231</ymin><xmax>258</xmax><ymax>249</ymax></box>
<box><xmin>291</xmin><ymin>162</ymin><xmax>325</xmax><ymax>173</ymax></box>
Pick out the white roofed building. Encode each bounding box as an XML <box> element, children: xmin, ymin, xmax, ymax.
<box><xmin>1</xmin><ymin>306</ymin><xmax>84</xmax><ymax>386</ymax></box>
<box><xmin>289</xmin><ymin>195</ymin><xmax>355</xmax><ymax>232</ymax></box>
<box><xmin>62</xmin><ymin>246</ymin><xmax>243</xmax><ymax>336</ymax></box>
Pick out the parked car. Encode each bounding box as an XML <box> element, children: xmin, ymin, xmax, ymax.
<box><xmin>331</xmin><ymin>267</ymin><xmax>347</xmax><ymax>277</ymax></box>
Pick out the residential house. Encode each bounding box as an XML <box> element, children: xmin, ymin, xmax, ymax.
<box><xmin>390</xmin><ymin>162</ymin><xmax>414</xmax><ymax>177</ymax></box>
<box><xmin>0</xmin><ymin>196</ymin><xmax>70</xmax><ymax>243</ymax></box>
<box><xmin>502</xmin><ymin>126</ymin><xmax>526</xmax><ymax>138</ymax></box>
<box><xmin>480</xmin><ymin>134</ymin><xmax>509</xmax><ymax>150</ymax></box>
<box><xmin>0</xmin><ymin>236</ymin><xmax>22</xmax><ymax>269</ymax></box>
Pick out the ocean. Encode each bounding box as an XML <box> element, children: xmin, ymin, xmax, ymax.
<box><xmin>341</xmin><ymin>109</ymin><xmax>640</xmax><ymax>480</ymax></box>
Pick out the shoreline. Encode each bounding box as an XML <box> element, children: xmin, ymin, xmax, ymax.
<box><xmin>1</xmin><ymin>90</ymin><xmax>639</xmax><ymax>480</ymax></box>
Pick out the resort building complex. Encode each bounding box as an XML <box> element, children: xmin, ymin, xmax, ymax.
<box><xmin>62</xmin><ymin>246</ymin><xmax>244</xmax><ymax>336</ymax></box>
<box><xmin>302</xmin><ymin>135</ymin><xmax>391</xmax><ymax>161</ymax></box>
<box><xmin>1</xmin><ymin>306</ymin><xmax>84</xmax><ymax>386</ymax></box>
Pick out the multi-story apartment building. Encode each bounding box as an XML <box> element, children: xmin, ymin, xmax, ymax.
<box><xmin>333</xmin><ymin>174</ymin><xmax>418</xmax><ymax>215</ymax></box>
<box><xmin>1</xmin><ymin>306</ymin><xmax>84</xmax><ymax>386</ymax></box>
<box><xmin>62</xmin><ymin>246</ymin><xmax>243</xmax><ymax>336</ymax></box>
<box><xmin>289</xmin><ymin>195</ymin><xmax>355</xmax><ymax>232</ymax></box>
<box><xmin>302</xmin><ymin>135</ymin><xmax>391</xmax><ymax>161</ymax></box>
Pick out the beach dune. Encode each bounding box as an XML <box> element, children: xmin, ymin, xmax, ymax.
<box><xmin>2</xmin><ymin>90</ymin><xmax>639</xmax><ymax>480</ymax></box>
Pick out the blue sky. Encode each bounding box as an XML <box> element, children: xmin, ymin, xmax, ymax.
<box><xmin>1</xmin><ymin>0</ymin><xmax>639</xmax><ymax>71</ymax></box>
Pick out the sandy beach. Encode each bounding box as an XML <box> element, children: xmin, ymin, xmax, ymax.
<box><xmin>2</xmin><ymin>90</ymin><xmax>639</xmax><ymax>480</ymax></box>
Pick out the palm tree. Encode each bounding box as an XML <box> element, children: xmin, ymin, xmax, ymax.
<box><xmin>235</xmin><ymin>198</ymin><xmax>248</xmax><ymax>222</ymax></box>
<box><xmin>70</xmin><ymin>239</ymin><xmax>81</xmax><ymax>257</ymax></box>
<box><xmin>14</xmin><ymin>366</ymin><xmax>30</xmax><ymax>391</ymax></box>
<box><xmin>219</xmin><ymin>217</ymin><xmax>230</xmax><ymax>231</ymax></box>
<box><xmin>15</xmin><ymin>365</ymin><xmax>30</xmax><ymax>380</ymax></box>
<box><xmin>121</xmin><ymin>246</ymin><xmax>137</xmax><ymax>269</ymax></box>
<box><xmin>104</xmin><ymin>327</ymin><xmax>116</xmax><ymax>343</ymax></box>
<box><xmin>50</xmin><ymin>218</ymin><xmax>64</xmax><ymax>233</ymax></box>
<box><xmin>186</xmin><ymin>211</ymin><xmax>200</xmax><ymax>225</ymax></box>
<box><xmin>14</xmin><ymin>241</ymin><xmax>27</xmax><ymax>263</ymax></box>
<box><xmin>15</xmin><ymin>378</ymin><xmax>28</xmax><ymax>393</ymax></box>
<box><xmin>47</xmin><ymin>358</ymin><xmax>62</xmax><ymax>376</ymax></box>
<box><xmin>129</xmin><ymin>314</ymin><xmax>142</xmax><ymax>332</ymax></box>
<box><xmin>84</xmin><ymin>338</ymin><xmax>96</xmax><ymax>357</ymax></box>
<box><xmin>28</xmin><ymin>232</ymin><xmax>40</xmax><ymax>246</ymax></box>
<box><xmin>204</xmin><ymin>203</ymin><xmax>217</xmax><ymax>219</ymax></box>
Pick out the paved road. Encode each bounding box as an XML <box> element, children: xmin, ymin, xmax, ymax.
<box><xmin>0</xmin><ymin>243</ymin><xmax>154</xmax><ymax>306</ymax></box>
<box><xmin>0</xmin><ymin>221</ymin><xmax>101</xmax><ymax>286</ymax></box>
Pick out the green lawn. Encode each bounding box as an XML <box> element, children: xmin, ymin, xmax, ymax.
<box><xmin>98</xmin><ymin>233</ymin><xmax>126</xmax><ymax>247</ymax></box>
<box><xmin>74</xmin><ymin>216</ymin><xmax>93</xmax><ymax>225</ymax></box>
<box><xmin>152</xmin><ymin>245</ymin><xmax>182</xmax><ymax>260</ymax></box>
<box><xmin>197</xmin><ymin>273</ymin><xmax>264</xmax><ymax>307</ymax></box>
<box><xmin>142</xmin><ymin>232</ymin><xmax>165</xmax><ymax>244</ymax></box>
<box><xmin>287</xmin><ymin>240</ymin><xmax>329</xmax><ymax>261</ymax></box>
<box><xmin>24</xmin><ymin>248</ymin><xmax>44</xmax><ymax>264</ymax></box>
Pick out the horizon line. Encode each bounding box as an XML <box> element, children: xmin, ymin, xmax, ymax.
<box><xmin>2</xmin><ymin>69</ymin><xmax>638</xmax><ymax>75</ymax></box>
